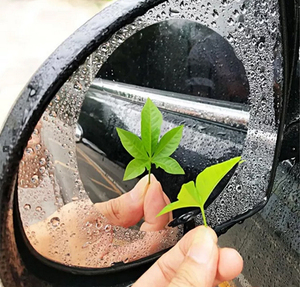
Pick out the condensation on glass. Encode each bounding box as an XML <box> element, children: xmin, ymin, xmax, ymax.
<box><xmin>17</xmin><ymin>0</ymin><xmax>283</xmax><ymax>269</ymax></box>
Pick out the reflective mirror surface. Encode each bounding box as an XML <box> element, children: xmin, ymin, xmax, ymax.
<box><xmin>17</xmin><ymin>0</ymin><xmax>283</xmax><ymax>270</ymax></box>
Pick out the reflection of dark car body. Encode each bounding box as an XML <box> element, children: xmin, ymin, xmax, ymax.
<box><xmin>77</xmin><ymin>19</ymin><xmax>299</xmax><ymax>287</ymax></box>
<box><xmin>78</xmin><ymin>19</ymin><xmax>249</xmax><ymax>210</ymax></box>
<box><xmin>99</xmin><ymin>20</ymin><xmax>249</xmax><ymax>103</ymax></box>
<box><xmin>78</xmin><ymin>83</ymin><xmax>246</xmax><ymax>206</ymax></box>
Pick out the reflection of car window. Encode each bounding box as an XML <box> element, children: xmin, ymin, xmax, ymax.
<box><xmin>97</xmin><ymin>20</ymin><xmax>249</xmax><ymax>104</ymax></box>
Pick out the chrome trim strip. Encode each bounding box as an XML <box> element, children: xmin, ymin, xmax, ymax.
<box><xmin>91</xmin><ymin>79</ymin><xmax>249</xmax><ymax>129</ymax></box>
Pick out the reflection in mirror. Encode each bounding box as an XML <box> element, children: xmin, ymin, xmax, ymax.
<box><xmin>18</xmin><ymin>114</ymin><xmax>182</xmax><ymax>268</ymax></box>
<box><xmin>17</xmin><ymin>0</ymin><xmax>283</xmax><ymax>271</ymax></box>
<box><xmin>18</xmin><ymin>20</ymin><xmax>248</xmax><ymax>268</ymax></box>
<box><xmin>17</xmin><ymin>18</ymin><xmax>248</xmax><ymax>269</ymax></box>
<box><xmin>98</xmin><ymin>19</ymin><xmax>250</xmax><ymax>104</ymax></box>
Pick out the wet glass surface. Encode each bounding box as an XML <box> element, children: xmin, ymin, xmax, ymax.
<box><xmin>97</xmin><ymin>20</ymin><xmax>250</xmax><ymax>104</ymax></box>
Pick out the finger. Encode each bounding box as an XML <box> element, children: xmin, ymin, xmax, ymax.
<box><xmin>133</xmin><ymin>226</ymin><xmax>218</xmax><ymax>287</ymax></box>
<box><xmin>168</xmin><ymin>227</ymin><xmax>218</xmax><ymax>287</ymax></box>
<box><xmin>215</xmin><ymin>247</ymin><xmax>243</xmax><ymax>285</ymax></box>
<box><xmin>94</xmin><ymin>174</ymin><xmax>151</xmax><ymax>227</ymax></box>
<box><xmin>140</xmin><ymin>178</ymin><xmax>170</xmax><ymax>231</ymax></box>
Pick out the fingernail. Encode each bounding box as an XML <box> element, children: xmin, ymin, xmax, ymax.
<box><xmin>187</xmin><ymin>229</ymin><xmax>214</xmax><ymax>264</ymax></box>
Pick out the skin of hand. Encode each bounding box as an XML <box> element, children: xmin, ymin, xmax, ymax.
<box><xmin>133</xmin><ymin>226</ymin><xmax>243</xmax><ymax>287</ymax></box>
<box><xmin>27</xmin><ymin>175</ymin><xmax>176</xmax><ymax>266</ymax></box>
<box><xmin>23</xmin><ymin>123</ymin><xmax>243</xmax><ymax>281</ymax></box>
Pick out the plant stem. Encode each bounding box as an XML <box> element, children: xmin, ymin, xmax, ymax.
<box><xmin>200</xmin><ymin>207</ymin><xmax>207</xmax><ymax>227</ymax></box>
<box><xmin>148</xmin><ymin>168</ymin><xmax>151</xmax><ymax>184</ymax></box>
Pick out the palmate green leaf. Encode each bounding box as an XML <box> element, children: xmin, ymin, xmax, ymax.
<box><xmin>117</xmin><ymin>98</ymin><xmax>184</xmax><ymax>183</ymax></box>
<box><xmin>123</xmin><ymin>158</ymin><xmax>149</xmax><ymax>181</ymax></box>
<box><xmin>141</xmin><ymin>98</ymin><xmax>163</xmax><ymax>156</ymax></box>
<box><xmin>195</xmin><ymin>156</ymin><xmax>242</xmax><ymax>207</ymax></box>
<box><xmin>157</xmin><ymin>156</ymin><xmax>244</xmax><ymax>226</ymax></box>
<box><xmin>116</xmin><ymin>128</ymin><xmax>148</xmax><ymax>160</ymax></box>
<box><xmin>153</xmin><ymin>125</ymin><xmax>184</xmax><ymax>158</ymax></box>
<box><xmin>152</xmin><ymin>156</ymin><xmax>185</xmax><ymax>175</ymax></box>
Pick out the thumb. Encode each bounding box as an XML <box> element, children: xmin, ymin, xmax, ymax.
<box><xmin>168</xmin><ymin>227</ymin><xmax>218</xmax><ymax>287</ymax></box>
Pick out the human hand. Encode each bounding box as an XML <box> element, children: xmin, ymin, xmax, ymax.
<box><xmin>93</xmin><ymin>173</ymin><xmax>172</xmax><ymax>231</ymax></box>
<box><xmin>27</xmin><ymin>174</ymin><xmax>180</xmax><ymax>267</ymax></box>
<box><xmin>134</xmin><ymin>226</ymin><xmax>243</xmax><ymax>287</ymax></box>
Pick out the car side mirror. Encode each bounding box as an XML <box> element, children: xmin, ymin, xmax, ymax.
<box><xmin>0</xmin><ymin>0</ymin><xmax>296</xmax><ymax>286</ymax></box>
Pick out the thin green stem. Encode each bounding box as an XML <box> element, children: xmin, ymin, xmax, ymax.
<box><xmin>148</xmin><ymin>158</ymin><xmax>152</xmax><ymax>185</ymax></box>
<box><xmin>148</xmin><ymin>168</ymin><xmax>151</xmax><ymax>184</ymax></box>
<box><xmin>200</xmin><ymin>206</ymin><xmax>207</xmax><ymax>227</ymax></box>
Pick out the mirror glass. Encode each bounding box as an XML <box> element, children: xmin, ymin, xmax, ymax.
<box><xmin>17</xmin><ymin>0</ymin><xmax>283</xmax><ymax>270</ymax></box>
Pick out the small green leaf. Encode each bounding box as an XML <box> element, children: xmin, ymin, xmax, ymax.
<box><xmin>141</xmin><ymin>98</ymin><xmax>163</xmax><ymax>156</ymax></box>
<box><xmin>195</xmin><ymin>156</ymin><xmax>242</xmax><ymax>206</ymax></box>
<box><xmin>156</xmin><ymin>200</ymin><xmax>199</xmax><ymax>217</ymax></box>
<box><xmin>123</xmin><ymin>159</ymin><xmax>148</xmax><ymax>181</ymax></box>
<box><xmin>153</xmin><ymin>156</ymin><xmax>185</xmax><ymax>175</ymax></box>
<box><xmin>153</xmin><ymin>125</ymin><xmax>184</xmax><ymax>158</ymax></box>
<box><xmin>157</xmin><ymin>156</ymin><xmax>244</xmax><ymax>227</ymax></box>
<box><xmin>177</xmin><ymin>181</ymin><xmax>199</xmax><ymax>205</ymax></box>
<box><xmin>116</xmin><ymin>128</ymin><xmax>148</xmax><ymax>160</ymax></box>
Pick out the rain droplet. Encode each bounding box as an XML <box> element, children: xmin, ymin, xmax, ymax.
<box><xmin>24</xmin><ymin>204</ymin><xmax>31</xmax><ymax>210</ymax></box>
<box><xmin>39</xmin><ymin>166</ymin><xmax>45</xmax><ymax>174</ymax></box>
<box><xmin>82</xmin><ymin>242</ymin><xmax>91</xmax><ymax>249</ymax></box>
<box><xmin>31</xmin><ymin>175</ymin><xmax>39</xmax><ymax>183</ymax></box>
<box><xmin>104</xmin><ymin>224</ymin><xmax>112</xmax><ymax>232</ymax></box>
<box><xmin>50</xmin><ymin>217</ymin><xmax>60</xmax><ymax>227</ymax></box>
<box><xmin>35</xmin><ymin>144</ymin><xmax>41</xmax><ymax>151</ymax></box>
<box><xmin>26</xmin><ymin>148</ymin><xmax>33</xmax><ymax>154</ymax></box>
<box><xmin>36</xmin><ymin>206</ymin><xmax>42</xmax><ymax>212</ymax></box>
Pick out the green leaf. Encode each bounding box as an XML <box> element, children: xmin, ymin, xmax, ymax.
<box><xmin>157</xmin><ymin>156</ymin><xmax>244</xmax><ymax>226</ymax></box>
<box><xmin>117</xmin><ymin>99</ymin><xmax>185</xmax><ymax>184</ymax></box>
<box><xmin>116</xmin><ymin>128</ymin><xmax>148</xmax><ymax>160</ymax></box>
<box><xmin>153</xmin><ymin>125</ymin><xmax>184</xmax><ymax>158</ymax></box>
<box><xmin>195</xmin><ymin>156</ymin><xmax>242</xmax><ymax>206</ymax></box>
<box><xmin>123</xmin><ymin>159</ymin><xmax>148</xmax><ymax>181</ymax></box>
<box><xmin>156</xmin><ymin>200</ymin><xmax>199</xmax><ymax>217</ymax></box>
<box><xmin>141</xmin><ymin>98</ymin><xmax>163</xmax><ymax>156</ymax></box>
<box><xmin>177</xmin><ymin>181</ymin><xmax>199</xmax><ymax>205</ymax></box>
<box><xmin>152</xmin><ymin>156</ymin><xmax>185</xmax><ymax>175</ymax></box>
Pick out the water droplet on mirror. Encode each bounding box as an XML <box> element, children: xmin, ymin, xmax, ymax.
<box><xmin>50</xmin><ymin>217</ymin><xmax>60</xmax><ymax>227</ymax></box>
<box><xmin>36</xmin><ymin>206</ymin><xmax>42</xmax><ymax>212</ymax></box>
<box><xmin>26</xmin><ymin>148</ymin><xmax>33</xmax><ymax>154</ymax></box>
<box><xmin>96</xmin><ymin>220</ymin><xmax>103</xmax><ymax>230</ymax></box>
<box><xmin>104</xmin><ymin>224</ymin><xmax>112</xmax><ymax>232</ymax></box>
<box><xmin>39</xmin><ymin>166</ymin><xmax>45</xmax><ymax>174</ymax></box>
<box><xmin>50</xmin><ymin>111</ymin><xmax>57</xmax><ymax>118</ymax></box>
<box><xmin>31</xmin><ymin>175</ymin><xmax>38</xmax><ymax>183</ymax></box>
<box><xmin>236</xmin><ymin>185</ymin><xmax>242</xmax><ymax>193</ymax></box>
<box><xmin>82</xmin><ymin>242</ymin><xmax>91</xmax><ymax>249</ymax></box>
<box><xmin>24</xmin><ymin>204</ymin><xmax>31</xmax><ymax>210</ymax></box>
